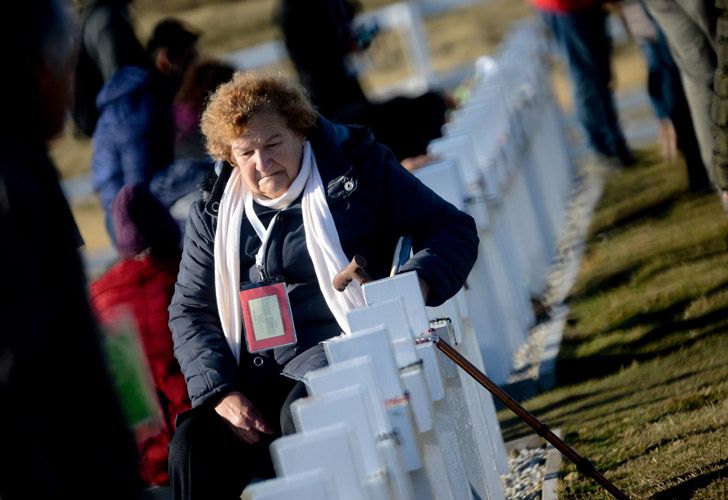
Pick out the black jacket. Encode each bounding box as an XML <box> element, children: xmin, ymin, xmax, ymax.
<box><xmin>0</xmin><ymin>139</ymin><xmax>141</xmax><ymax>497</ymax></box>
<box><xmin>72</xmin><ymin>1</ymin><xmax>148</xmax><ymax>136</ymax></box>
<box><xmin>169</xmin><ymin>117</ymin><xmax>479</xmax><ymax>408</ymax></box>
<box><xmin>276</xmin><ymin>0</ymin><xmax>367</xmax><ymax>116</ymax></box>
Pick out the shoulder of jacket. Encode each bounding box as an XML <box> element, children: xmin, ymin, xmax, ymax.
<box><xmin>0</xmin><ymin>170</ymin><xmax>8</xmax><ymax>217</ymax></box>
<box><xmin>313</xmin><ymin>118</ymin><xmax>377</xmax><ymax>172</ymax></box>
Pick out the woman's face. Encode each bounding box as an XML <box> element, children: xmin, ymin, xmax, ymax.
<box><xmin>230</xmin><ymin>109</ymin><xmax>305</xmax><ymax>199</ymax></box>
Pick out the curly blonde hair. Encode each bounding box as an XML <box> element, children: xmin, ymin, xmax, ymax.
<box><xmin>201</xmin><ymin>71</ymin><xmax>319</xmax><ymax>164</ymax></box>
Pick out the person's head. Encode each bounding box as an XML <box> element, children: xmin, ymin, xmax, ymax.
<box><xmin>146</xmin><ymin>18</ymin><xmax>200</xmax><ymax>79</ymax></box>
<box><xmin>9</xmin><ymin>0</ymin><xmax>77</xmax><ymax>141</ymax></box>
<box><xmin>172</xmin><ymin>59</ymin><xmax>235</xmax><ymax>157</ymax></box>
<box><xmin>201</xmin><ymin>72</ymin><xmax>319</xmax><ymax>199</ymax></box>
<box><xmin>175</xmin><ymin>59</ymin><xmax>236</xmax><ymax>112</ymax></box>
<box><xmin>112</xmin><ymin>184</ymin><xmax>181</xmax><ymax>259</ymax></box>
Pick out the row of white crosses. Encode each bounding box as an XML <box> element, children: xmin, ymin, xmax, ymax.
<box><xmin>242</xmin><ymin>271</ymin><xmax>507</xmax><ymax>500</ymax></box>
<box><xmin>241</xmin><ymin>20</ymin><xmax>576</xmax><ymax>500</ymax></box>
<box><xmin>425</xmin><ymin>21</ymin><xmax>576</xmax><ymax>384</ymax></box>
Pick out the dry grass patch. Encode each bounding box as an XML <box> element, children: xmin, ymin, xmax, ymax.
<box><xmin>569</xmin><ymin>251</ymin><xmax>728</xmax><ymax>339</ymax></box>
<box><xmin>573</xmin><ymin>160</ymin><xmax>728</xmax><ymax>300</ymax></box>
<box><xmin>500</xmin><ymin>334</ymin><xmax>728</xmax><ymax>498</ymax></box>
<box><xmin>500</xmin><ymin>147</ymin><xmax>728</xmax><ymax>497</ymax></box>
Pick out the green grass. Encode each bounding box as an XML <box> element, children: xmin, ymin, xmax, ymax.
<box><xmin>498</xmin><ymin>152</ymin><xmax>728</xmax><ymax>498</ymax></box>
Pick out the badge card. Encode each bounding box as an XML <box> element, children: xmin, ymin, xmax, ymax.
<box><xmin>240</xmin><ymin>281</ymin><xmax>297</xmax><ymax>353</ymax></box>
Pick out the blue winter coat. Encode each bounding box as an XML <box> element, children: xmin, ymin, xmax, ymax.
<box><xmin>91</xmin><ymin>65</ymin><xmax>172</xmax><ymax>218</ymax></box>
<box><xmin>169</xmin><ymin>117</ymin><xmax>479</xmax><ymax>408</ymax></box>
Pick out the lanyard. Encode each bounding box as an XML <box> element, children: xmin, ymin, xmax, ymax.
<box><xmin>245</xmin><ymin>194</ymin><xmax>280</xmax><ymax>281</ymax></box>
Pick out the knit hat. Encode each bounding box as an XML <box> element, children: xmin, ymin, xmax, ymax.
<box><xmin>112</xmin><ymin>184</ymin><xmax>181</xmax><ymax>259</ymax></box>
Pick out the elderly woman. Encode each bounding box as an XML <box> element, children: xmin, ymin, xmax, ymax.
<box><xmin>168</xmin><ymin>72</ymin><xmax>478</xmax><ymax>499</ymax></box>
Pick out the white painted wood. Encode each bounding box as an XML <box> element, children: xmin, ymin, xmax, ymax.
<box><xmin>415</xmin><ymin>342</ymin><xmax>445</xmax><ymax>401</ymax></box>
<box><xmin>291</xmin><ymin>386</ymin><xmax>384</xmax><ymax>478</ymax></box>
<box><xmin>324</xmin><ymin>326</ymin><xmax>403</xmax><ymax>400</ymax></box>
<box><xmin>240</xmin><ymin>469</ymin><xmax>337</xmax><ymax>500</ymax></box>
<box><xmin>433</xmin><ymin>341</ymin><xmax>505</xmax><ymax>500</ymax></box>
<box><xmin>271</xmin><ymin>423</ymin><xmax>368</xmax><ymax>500</ymax></box>
<box><xmin>353</xmin><ymin>2</ymin><xmax>433</xmax><ymax>101</ymax></box>
<box><xmin>377</xmin><ymin>438</ymin><xmax>416</xmax><ymax>500</ymax></box>
<box><xmin>428</xmin><ymin>310</ymin><xmax>510</xmax><ymax>483</ymax></box>
<box><xmin>399</xmin><ymin>365</ymin><xmax>434</xmax><ymax>433</ymax></box>
<box><xmin>419</xmin><ymin>341</ymin><xmax>480</xmax><ymax>500</ymax></box>
<box><xmin>323</xmin><ymin>328</ymin><xmax>422</xmax><ymax>472</ymax></box>
<box><xmin>363</xmin><ymin>272</ymin><xmax>429</xmax><ymax>336</ymax></box>
<box><xmin>413</xmin><ymin>158</ymin><xmax>466</xmax><ymax>211</ymax></box>
<box><xmin>385</xmin><ymin>396</ymin><xmax>426</xmax><ymax>473</ymax></box>
<box><xmin>417</xmin><ymin>428</ymin><xmax>457</xmax><ymax>500</ymax></box>
<box><xmin>427</xmin><ymin>136</ymin><xmax>492</xmax><ymax>232</ymax></box>
<box><xmin>303</xmin><ymin>362</ymin><xmax>416</xmax><ymax>499</ymax></box>
<box><xmin>304</xmin><ymin>356</ymin><xmax>391</xmax><ymax>435</ymax></box>
<box><xmin>427</xmin><ymin>136</ymin><xmax>483</xmax><ymax>189</ymax></box>
<box><xmin>347</xmin><ymin>298</ymin><xmax>419</xmax><ymax>367</ymax></box>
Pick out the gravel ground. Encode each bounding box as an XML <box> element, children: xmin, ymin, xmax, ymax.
<box><xmin>502</xmin><ymin>446</ymin><xmax>549</xmax><ymax>499</ymax></box>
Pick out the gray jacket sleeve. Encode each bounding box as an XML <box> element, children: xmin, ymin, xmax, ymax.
<box><xmin>83</xmin><ymin>6</ymin><xmax>146</xmax><ymax>80</ymax></box>
<box><xmin>168</xmin><ymin>201</ymin><xmax>240</xmax><ymax>408</ymax></box>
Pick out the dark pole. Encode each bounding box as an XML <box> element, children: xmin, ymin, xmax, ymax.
<box><xmin>433</xmin><ymin>336</ymin><xmax>630</xmax><ymax>500</ymax></box>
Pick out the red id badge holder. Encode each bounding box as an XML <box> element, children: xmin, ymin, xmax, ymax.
<box><xmin>239</xmin><ymin>277</ymin><xmax>297</xmax><ymax>353</ymax></box>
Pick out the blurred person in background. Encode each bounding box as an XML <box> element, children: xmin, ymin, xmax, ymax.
<box><xmin>150</xmin><ymin>59</ymin><xmax>236</xmax><ymax>228</ymax></box>
<box><xmin>613</xmin><ymin>0</ymin><xmax>711</xmax><ymax>191</ymax></box>
<box><xmin>642</xmin><ymin>0</ymin><xmax>715</xmax><ymax>175</ymax></box>
<box><xmin>90</xmin><ymin>184</ymin><xmax>191</xmax><ymax>488</ymax></box>
<box><xmin>642</xmin><ymin>0</ymin><xmax>728</xmax><ymax>211</ymax></box>
<box><xmin>91</xmin><ymin>17</ymin><xmax>200</xmax><ymax>242</ymax></box>
<box><xmin>72</xmin><ymin>0</ymin><xmax>147</xmax><ymax>137</ymax></box>
<box><xmin>532</xmin><ymin>0</ymin><xmax>635</xmax><ymax>167</ymax></box>
<box><xmin>714</xmin><ymin>0</ymin><xmax>728</xmax><ymax>211</ymax></box>
<box><xmin>0</xmin><ymin>1</ymin><xmax>141</xmax><ymax>497</ymax></box>
<box><xmin>276</xmin><ymin>0</ymin><xmax>448</xmax><ymax>163</ymax></box>
<box><xmin>276</xmin><ymin>0</ymin><xmax>369</xmax><ymax>117</ymax></box>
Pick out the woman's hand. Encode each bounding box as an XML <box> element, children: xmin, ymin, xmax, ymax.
<box><xmin>214</xmin><ymin>391</ymin><xmax>274</xmax><ymax>444</ymax></box>
<box><xmin>658</xmin><ymin>119</ymin><xmax>677</xmax><ymax>162</ymax></box>
<box><xmin>401</xmin><ymin>154</ymin><xmax>438</xmax><ymax>172</ymax></box>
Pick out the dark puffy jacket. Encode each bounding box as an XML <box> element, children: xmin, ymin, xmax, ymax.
<box><xmin>169</xmin><ymin>117</ymin><xmax>478</xmax><ymax>408</ymax></box>
<box><xmin>72</xmin><ymin>1</ymin><xmax>147</xmax><ymax>137</ymax></box>
<box><xmin>0</xmin><ymin>139</ymin><xmax>142</xmax><ymax>497</ymax></box>
<box><xmin>277</xmin><ymin>0</ymin><xmax>367</xmax><ymax>116</ymax></box>
<box><xmin>90</xmin><ymin>255</ymin><xmax>191</xmax><ymax>486</ymax></box>
<box><xmin>91</xmin><ymin>66</ymin><xmax>173</xmax><ymax>220</ymax></box>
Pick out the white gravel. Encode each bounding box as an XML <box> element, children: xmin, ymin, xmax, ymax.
<box><xmin>502</xmin><ymin>446</ymin><xmax>549</xmax><ymax>499</ymax></box>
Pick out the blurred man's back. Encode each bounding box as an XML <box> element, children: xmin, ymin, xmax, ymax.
<box><xmin>0</xmin><ymin>2</ymin><xmax>141</xmax><ymax>498</ymax></box>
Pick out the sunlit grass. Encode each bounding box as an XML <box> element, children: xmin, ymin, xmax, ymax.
<box><xmin>499</xmin><ymin>150</ymin><xmax>728</xmax><ymax>498</ymax></box>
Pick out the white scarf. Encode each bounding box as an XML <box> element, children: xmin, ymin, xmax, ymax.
<box><xmin>214</xmin><ymin>141</ymin><xmax>365</xmax><ymax>363</ymax></box>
